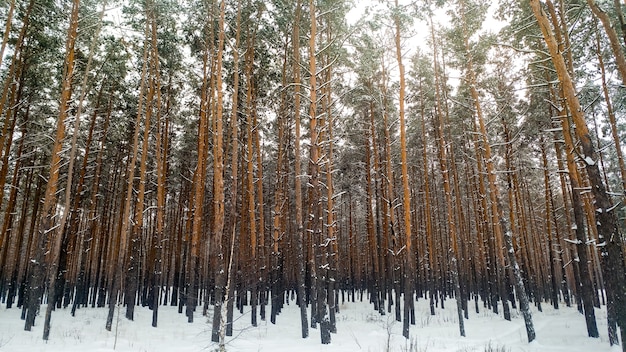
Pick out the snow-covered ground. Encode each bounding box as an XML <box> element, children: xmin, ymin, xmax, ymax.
<box><xmin>0</xmin><ymin>295</ymin><xmax>620</xmax><ymax>352</ymax></box>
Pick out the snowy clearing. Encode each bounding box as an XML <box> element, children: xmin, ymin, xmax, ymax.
<box><xmin>0</xmin><ymin>295</ymin><xmax>620</xmax><ymax>352</ymax></box>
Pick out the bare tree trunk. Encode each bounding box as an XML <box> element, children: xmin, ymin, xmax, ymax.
<box><xmin>540</xmin><ymin>141</ymin><xmax>560</xmax><ymax>310</ymax></box>
<box><xmin>244</xmin><ymin>25</ymin><xmax>259</xmax><ymax>327</ymax></box>
<box><xmin>460</xmin><ymin>0</ymin><xmax>534</xmax><ymax>341</ymax></box>
<box><xmin>586</xmin><ymin>0</ymin><xmax>626</xmax><ymax>87</ymax></box>
<box><xmin>23</xmin><ymin>0</ymin><xmax>79</xmax><ymax>338</ymax></box>
<box><xmin>187</xmin><ymin>7</ymin><xmax>214</xmax><ymax>323</ymax></box>
<box><xmin>125</xmin><ymin>28</ymin><xmax>156</xmax><ymax>320</ymax></box>
<box><xmin>550</xmin><ymin>79</ymin><xmax>599</xmax><ymax>337</ymax></box>
<box><xmin>147</xmin><ymin>1</ymin><xmax>165</xmax><ymax>327</ymax></box>
<box><xmin>0</xmin><ymin>0</ymin><xmax>34</xmax><ymax>221</ymax></box>
<box><xmin>271</xmin><ymin>28</ymin><xmax>290</xmax><ymax>326</ymax></box>
<box><xmin>429</xmin><ymin>19</ymin><xmax>465</xmax><ymax>336</ymax></box>
<box><xmin>43</xmin><ymin>0</ymin><xmax>106</xmax><ymax>338</ymax></box>
<box><xmin>210</xmin><ymin>0</ymin><xmax>227</xmax><ymax>343</ymax></box>
<box><xmin>531</xmin><ymin>1</ymin><xmax>626</xmax><ymax>348</ymax></box>
<box><xmin>225</xmin><ymin>0</ymin><xmax>242</xmax><ymax>334</ymax></box>
<box><xmin>613</xmin><ymin>0</ymin><xmax>626</xmax><ymax>47</ymax></box>
<box><xmin>106</xmin><ymin>15</ymin><xmax>151</xmax><ymax>332</ymax></box>
<box><xmin>292</xmin><ymin>0</ymin><xmax>309</xmax><ymax>339</ymax></box>
<box><xmin>365</xmin><ymin>103</ymin><xmax>381</xmax><ymax>312</ymax></box>
<box><xmin>307</xmin><ymin>1</ymin><xmax>330</xmax><ymax>343</ymax></box>
<box><xmin>593</xmin><ymin>22</ymin><xmax>626</xmax><ymax>198</ymax></box>
<box><xmin>393</xmin><ymin>0</ymin><xmax>415</xmax><ymax>339</ymax></box>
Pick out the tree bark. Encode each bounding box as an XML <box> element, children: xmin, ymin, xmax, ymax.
<box><xmin>393</xmin><ymin>0</ymin><xmax>415</xmax><ymax>340</ymax></box>
<box><xmin>586</xmin><ymin>0</ymin><xmax>626</xmax><ymax>87</ymax></box>
<box><xmin>225</xmin><ymin>0</ymin><xmax>242</xmax><ymax>335</ymax></box>
<box><xmin>531</xmin><ymin>1</ymin><xmax>626</xmax><ymax>348</ymax></box>
<box><xmin>461</xmin><ymin>0</ymin><xmax>535</xmax><ymax>341</ymax></box>
<box><xmin>24</xmin><ymin>0</ymin><xmax>79</xmax><ymax>338</ymax></box>
<box><xmin>292</xmin><ymin>0</ymin><xmax>309</xmax><ymax>339</ymax></box>
<box><xmin>210</xmin><ymin>0</ymin><xmax>227</xmax><ymax>343</ymax></box>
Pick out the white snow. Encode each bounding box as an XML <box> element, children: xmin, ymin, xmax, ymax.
<box><xmin>0</xmin><ymin>296</ymin><xmax>619</xmax><ymax>352</ymax></box>
<box><xmin>584</xmin><ymin>156</ymin><xmax>596</xmax><ymax>166</ymax></box>
<box><xmin>564</xmin><ymin>238</ymin><xmax>582</xmax><ymax>245</ymax></box>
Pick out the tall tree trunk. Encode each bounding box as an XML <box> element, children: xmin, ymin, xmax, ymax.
<box><xmin>418</xmin><ymin>81</ymin><xmax>436</xmax><ymax>316</ymax></box>
<box><xmin>586</xmin><ymin>0</ymin><xmax>626</xmax><ymax>87</ymax></box>
<box><xmin>378</xmin><ymin>60</ymin><xmax>396</xmax><ymax>317</ymax></box>
<box><xmin>548</xmin><ymin>74</ymin><xmax>599</xmax><ymax>337</ymax></box>
<box><xmin>540</xmin><ymin>141</ymin><xmax>560</xmax><ymax>310</ymax></box>
<box><xmin>271</xmin><ymin>29</ymin><xmax>289</xmax><ymax>326</ymax></box>
<box><xmin>593</xmin><ymin>21</ymin><xmax>626</xmax><ymax>198</ymax></box>
<box><xmin>431</xmin><ymin>36</ymin><xmax>465</xmax><ymax>337</ymax></box>
<box><xmin>531</xmin><ymin>1</ymin><xmax>626</xmax><ymax>348</ymax></box>
<box><xmin>393</xmin><ymin>0</ymin><xmax>415</xmax><ymax>340</ymax></box>
<box><xmin>307</xmin><ymin>0</ymin><xmax>329</xmax><ymax>343</ymax></box>
<box><xmin>614</xmin><ymin>0</ymin><xmax>626</xmax><ymax>46</ymax></box>
<box><xmin>24</xmin><ymin>0</ymin><xmax>80</xmax><ymax>338</ymax></box>
<box><xmin>322</xmin><ymin>19</ymin><xmax>337</xmax><ymax>333</ymax></box>
<box><xmin>126</xmin><ymin>29</ymin><xmax>156</xmax><ymax>320</ymax></box>
<box><xmin>291</xmin><ymin>0</ymin><xmax>309</xmax><ymax>339</ymax></box>
<box><xmin>210</xmin><ymin>0</ymin><xmax>227</xmax><ymax>343</ymax></box>
<box><xmin>43</xmin><ymin>0</ymin><xmax>106</xmax><ymax>337</ymax></box>
<box><xmin>147</xmin><ymin>1</ymin><xmax>165</xmax><ymax>327</ymax></box>
<box><xmin>460</xmin><ymin>0</ymin><xmax>535</xmax><ymax>341</ymax></box>
<box><xmin>225</xmin><ymin>0</ymin><xmax>242</xmax><ymax>334</ymax></box>
<box><xmin>106</xmin><ymin>15</ymin><xmax>151</xmax><ymax>332</ymax></box>
<box><xmin>429</xmin><ymin>19</ymin><xmax>465</xmax><ymax>335</ymax></box>
<box><xmin>0</xmin><ymin>0</ymin><xmax>34</xmax><ymax>219</ymax></box>
<box><xmin>245</xmin><ymin>25</ymin><xmax>259</xmax><ymax>327</ymax></box>
<box><xmin>0</xmin><ymin>107</ymin><xmax>27</xmax><ymax>308</ymax></box>
<box><xmin>366</xmin><ymin>105</ymin><xmax>381</xmax><ymax>313</ymax></box>
<box><xmin>187</xmin><ymin>12</ymin><xmax>213</xmax><ymax>324</ymax></box>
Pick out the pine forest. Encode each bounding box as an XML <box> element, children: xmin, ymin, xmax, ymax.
<box><xmin>0</xmin><ymin>0</ymin><xmax>625</xmax><ymax>351</ymax></box>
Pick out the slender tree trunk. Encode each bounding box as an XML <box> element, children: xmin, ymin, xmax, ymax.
<box><xmin>106</xmin><ymin>15</ymin><xmax>151</xmax><ymax>332</ymax></box>
<box><xmin>126</xmin><ymin>34</ymin><xmax>155</xmax><ymax>320</ymax></box>
<box><xmin>531</xmin><ymin>1</ymin><xmax>626</xmax><ymax>348</ymax></box>
<box><xmin>43</xmin><ymin>0</ymin><xmax>106</xmax><ymax>337</ymax></box>
<box><xmin>271</xmin><ymin>30</ymin><xmax>289</xmax><ymax>326</ymax></box>
<box><xmin>147</xmin><ymin>1</ymin><xmax>165</xmax><ymax>327</ymax></box>
<box><xmin>225</xmin><ymin>0</ymin><xmax>242</xmax><ymax>334</ymax></box>
<box><xmin>429</xmin><ymin>20</ymin><xmax>465</xmax><ymax>336</ymax></box>
<box><xmin>586</xmin><ymin>0</ymin><xmax>626</xmax><ymax>87</ymax></box>
<box><xmin>245</xmin><ymin>27</ymin><xmax>259</xmax><ymax>327</ymax></box>
<box><xmin>24</xmin><ymin>0</ymin><xmax>79</xmax><ymax>338</ymax></box>
<box><xmin>0</xmin><ymin>58</ymin><xmax>27</xmax><ymax>290</ymax></box>
<box><xmin>0</xmin><ymin>0</ymin><xmax>34</xmax><ymax>229</ymax></box>
<box><xmin>432</xmin><ymin>58</ymin><xmax>465</xmax><ymax>339</ymax></box>
<box><xmin>550</xmin><ymin>79</ymin><xmax>599</xmax><ymax>337</ymax></box>
<box><xmin>366</xmin><ymin>103</ymin><xmax>382</xmax><ymax>312</ymax></box>
<box><xmin>187</xmin><ymin>13</ymin><xmax>213</xmax><ymax>324</ymax></box>
<box><xmin>593</xmin><ymin>21</ymin><xmax>626</xmax><ymax>197</ymax></box>
<box><xmin>292</xmin><ymin>0</ymin><xmax>309</xmax><ymax>339</ymax></box>
<box><xmin>210</xmin><ymin>0</ymin><xmax>227</xmax><ymax>343</ymax></box>
<box><xmin>307</xmin><ymin>0</ymin><xmax>330</xmax><ymax>343</ymax></box>
<box><xmin>461</xmin><ymin>0</ymin><xmax>534</xmax><ymax>341</ymax></box>
<box><xmin>419</xmin><ymin>87</ymin><xmax>436</xmax><ymax>316</ymax></box>
<box><xmin>540</xmin><ymin>141</ymin><xmax>560</xmax><ymax>310</ymax></box>
<box><xmin>0</xmin><ymin>108</ymin><xmax>27</xmax><ymax>308</ymax></box>
<box><xmin>393</xmin><ymin>0</ymin><xmax>415</xmax><ymax>339</ymax></box>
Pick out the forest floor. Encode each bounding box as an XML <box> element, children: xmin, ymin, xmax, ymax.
<box><xmin>0</xmin><ymin>294</ymin><xmax>620</xmax><ymax>352</ymax></box>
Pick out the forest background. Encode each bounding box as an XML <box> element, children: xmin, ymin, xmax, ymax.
<box><xmin>0</xmin><ymin>0</ymin><xmax>625</xmax><ymax>350</ymax></box>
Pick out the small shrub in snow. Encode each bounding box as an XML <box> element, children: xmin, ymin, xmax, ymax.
<box><xmin>483</xmin><ymin>341</ymin><xmax>509</xmax><ymax>352</ymax></box>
